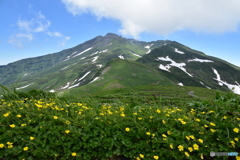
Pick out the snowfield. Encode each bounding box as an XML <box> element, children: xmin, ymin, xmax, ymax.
<box><xmin>96</xmin><ymin>64</ymin><xmax>102</xmax><ymax>68</ymax></box>
<box><xmin>175</xmin><ymin>48</ymin><xmax>184</xmax><ymax>54</ymax></box>
<box><xmin>68</xmin><ymin>83</ymin><xmax>81</xmax><ymax>89</ymax></box>
<box><xmin>49</xmin><ymin>89</ymin><xmax>55</xmax><ymax>93</ymax></box>
<box><xmin>99</xmin><ymin>49</ymin><xmax>108</xmax><ymax>53</ymax></box>
<box><xmin>145</xmin><ymin>44</ymin><xmax>153</xmax><ymax>54</ymax></box>
<box><xmin>90</xmin><ymin>77</ymin><xmax>99</xmax><ymax>83</ymax></box>
<box><xmin>90</xmin><ymin>51</ymin><xmax>99</xmax><ymax>56</ymax></box>
<box><xmin>78</xmin><ymin>71</ymin><xmax>91</xmax><ymax>82</ymax></box>
<box><xmin>61</xmin><ymin>66</ymin><xmax>69</xmax><ymax>70</ymax></box>
<box><xmin>92</xmin><ymin>56</ymin><xmax>99</xmax><ymax>62</ymax></box>
<box><xmin>178</xmin><ymin>83</ymin><xmax>184</xmax><ymax>86</ymax></box>
<box><xmin>118</xmin><ymin>55</ymin><xmax>124</xmax><ymax>59</ymax></box>
<box><xmin>130</xmin><ymin>51</ymin><xmax>142</xmax><ymax>57</ymax></box>
<box><xmin>72</xmin><ymin>47</ymin><xmax>93</xmax><ymax>58</ymax></box>
<box><xmin>156</xmin><ymin>56</ymin><xmax>193</xmax><ymax>77</ymax></box>
<box><xmin>188</xmin><ymin>58</ymin><xmax>213</xmax><ymax>63</ymax></box>
<box><xmin>60</xmin><ymin>82</ymin><xmax>70</xmax><ymax>90</ymax></box>
<box><xmin>212</xmin><ymin>68</ymin><xmax>240</xmax><ymax>95</ymax></box>
<box><xmin>16</xmin><ymin>83</ymin><xmax>34</xmax><ymax>90</ymax></box>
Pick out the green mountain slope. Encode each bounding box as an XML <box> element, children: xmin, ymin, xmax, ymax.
<box><xmin>66</xmin><ymin>58</ymin><xmax>174</xmax><ymax>95</ymax></box>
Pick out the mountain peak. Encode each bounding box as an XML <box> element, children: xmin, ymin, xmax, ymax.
<box><xmin>105</xmin><ymin>33</ymin><xmax>120</xmax><ymax>37</ymax></box>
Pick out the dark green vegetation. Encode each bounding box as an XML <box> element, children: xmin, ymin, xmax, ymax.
<box><xmin>0</xmin><ymin>86</ymin><xmax>240</xmax><ymax>159</ymax></box>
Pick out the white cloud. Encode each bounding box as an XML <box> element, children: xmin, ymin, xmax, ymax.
<box><xmin>9</xmin><ymin>11</ymin><xmax>70</xmax><ymax>47</ymax></box>
<box><xmin>47</xmin><ymin>31</ymin><xmax>71</xmax><ymax>46</ymax></box>
<box><xmin>62</xmin><ymin>0</ymin><xmax>240</xmax><ymax>38</ymax></box>
<box><xmin>8</xmin><ymin>33</ymin><xmax>33</xmax><ymax>47</ymax></box>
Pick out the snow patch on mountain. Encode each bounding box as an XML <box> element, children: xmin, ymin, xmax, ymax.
<box><xmin>92</xmin><ymin>56</ymin><xmax>99</xmax><ymax>62</ymax></box>
<box><xmin>90</xmin><ymin>77</ymin><xmax>99</xmax><ymax>83</ymax></box>
<box><xmin>61</xmin><ymin>66</ymin><xmax>69</xmax><ymax>70</ymax></box>
<box><xmin>178</xmin><ymin>83</ymin><xmax>184</xmax><ymax>86</ymax></box>
<box><xmin>130</xmin><ymin>51</ymin><xmax>141</xmax><ymax>57</ymax></box>
<box><xmin>81</xmin><ymin>57</ymin><xmax>86</xmax><ymax>59</ymax></box>
<box><xmin>16</xmin><ymin>83</ymin><xmax>34</xmax><ymax>90</ymax></box>
<box><xmin>159</xmin><ymin>64</ymin><xmax>170</xmax><ymax>72</ymax></box>
<box><xmin>212</xmin><ymin>68</ymin><xmax>240</xmax><ymax>94</ymax></box>
<box><xmin>78</xmin><ymin>71</ymin><xmax>91</xmax><ymax>82</ymax></box>
<box><xmin>118</xmin><ymin>55</ymin><xmax>124</xmax><ymax>59</ymax></box>
<box><xmin>68</xmin><ymin>83</ymin><xmax>81</xmax><ymax>89</ymax></box>
<box><xmin>96</xmin><ymin>64</ymin><xmax>102</xmax><ymax>68</ymax></box>
<box><xmin>200</xmin><ymin>81</ymin><xmax>211</xmax><ymax>89</ymax></box>
<box><xmin>23</xmin><ymin>73</ymin><xmax>28</xmax><ymax>77</ymax></box>
<box><xmin>175</xmin><ymin>48</ymin><xmax>184</xmax><ymax>54</ymax></box>
<box><xmin>49</xmin><ymin>89</ymin><xmax>55</xmax><ymax>93</ymax></box>
<box><xmin>99</xmin><ymin>49</ymin><xmax>108</xmax><ymax>53</ymax></box>
<box><xmin>109</xmin><ymin>43</ymin><xmax>112</xmax><ymax>46</ymax></box>
<box><xmin>90</xmin><ymin>51</ymin><xmax>99</xmax><ymax>56</ymax></box>
<box><xmin>72</xmin><ymin>47</ymin><xmax>93</xmax><ymax>58</ymax></box>
<box><xmin>145</xmin><ymin>44</ymin><xmax>153</xmax><ymax>54</ymax></box>
<box><xmin>60</xmin><ymin>82</ymin><xmax>70</xmax><ymax>90</ymax></box>
<box><xmin>188</xmin><ymin>58</ymin><xmax>213</xmax><ymax>63</ymax></box>
<box><xmin>156</xmin><ymin>56</ymin><xmax>193</xmax><ymax>77</ymax></box>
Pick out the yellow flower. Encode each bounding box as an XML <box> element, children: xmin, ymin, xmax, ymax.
<box><xmin>7</xmin><ymin>142</ymin><xmax>12</xmax><ymax>145</ymax></box>
<box><xmin>200</xmin><ymin>153</ymin><xmax>204</xmax><ymax>159</ymax></box>
<box><xmin>16</xmin><ymin>114</ymin><xmax>21</xmax><ymax>118</ymax></box>
<box><xmin>152</xmin><ymin>134</ymin><xmax>155</xmax><ymax>137</ymax></box>
<box><xmin>125</xmin><ymin>128</ymin><xmax>130</xmax><ymax>132</ymax></box>
<box><xmin>210</xmin><ymin>122</ymin><xmax>216</xmax><ymax>126</ymax></box>
<box><xmin>210</xmin><ymin>129</ymin><xmax>216</xmax><ymax>132</ymax></box>
<box><xmin>178</xmin><ymin>145</ymin><xmax>184</xmax><ymax>151</ymax></box>
<box><xmin>146</xmin><ymin>132</ymin><xmax>151</xmax><ymax>135</ymax></box>
<box><xmin>138</xmin><ymin>117</ymin><xmax>142</xmax><ymax>120</ymax></box>
<box><xmin>3</xmin><ymin>112</ymin><xmax>10</xmax><ymax>117</ymax></box>
<box><xmin>0</xmin><ymin>144</ymin><xmax>4</xmax><ymax>148</ymax></box>
<box><xmin>133</xmin><ymin>113</ymin><xmax>137</xmax><ymax>115</ymax></box>
<box><xmin>53</xmin><ymin>116</ymin><xmax>58</xmax><ymax>119</ymax></box>
<box><xmin>23</xmin><ymin>147</ymin><xmax>28</xmax><ymax>151</ymax></box>
<box><xmin>167</xmin><ymin>130</ymin><xmax>171</xmax><ymax>135</ymax></box>
<box><xmin>120</xmin><ymin>113</ymin><xmax>125</xmax><ymax>117</ymax></box>
<box><xmin>198</xmin><ymin>139</ymin><xmax>203</xmax><ymax>143</ymax></box>
<box><xmin>8</xmin><ymin>145</ymin><xmax>13</xmax><ymax>148</ymax></box>
<box><xmin>21</xmin><ymin>124</ymin><xmax>26</xmax><ymax>126</ymax></box>
<box><xmin>153</xmin><ymin>155</ymin><xmax>159</xmax><ymax>159</ymax></box>
<box><xmin>185</xmin><ymin>152</ymin><xmax>190</xmax><ymax>157</ymax></box>
<box><xmin>181</xmin><ymin>121</ymin><xmax>186</xmax><ymax>124</ymax></box>
<box><xmin>188</xmin><ymin>147</ymin><xmax>193</xmax><ymax>152</ymax></box>
<box><xmin>156</xmin><ymin>109</ymin><xmax>161</xmax><ymax>113</ymax></box>
<box><xmin>10</xmin><ymin>124</ymin><xmax>15</xmax><ymax>128</ymax></box>
<box><xmin>189</xmin><ymin>135</ymin><xmax>195</xmax><ymax>139</ymax></box>
<box><xmin>195</xmin><ymin>118</ymin><xmax>200</xmax><ymax>122</ymax></box>
<box><xmin>162</xmin><ymin>120</ymin><xmax>166</xmax><ymax>124</ymax></box>
<box><xmin>193</xmin><ymin>144</ymin><xmax>199</xmax><ymax>150</ymax></box>
<box><xmin>139</xmin><ymin>154</ymin><xmax>144</xmax><ymax>158</ymax></box>
<box><xmin>65</xmin><ymin>130</ymin><xmax>70</xmax><ymax>134</ymax></box>
<box><xmin>234</xmin><ymin>138</ymin><xmax>239</xmax><ymax>141</ymax></box>
<box><xmin>162</xmin><ymin>134</ymin><xmax>167</xmax><ymax>137</ymax></box>
<box><xmin>150</xmin><ymin>116</ymin><xmax>153</xmax><ymax>119</ymax></box>
<box><xmin>30</xmin><ymin>137</ymin><xmax>34</xmax><ymax>140</ymax></box>
<box><xmin>204</xmin><ymin>125</ymin><xmax>208</xmax><ymax>128</ymax></box>
<box><xmin>186</xmin><ymin>136</ymin><xmax>190</xmax><ymax>140</ymax></box>
<box><xmin>170</xmin><ymin>144</ymin><xmax>173</xmax><ymax>149</ymax></box>
<box><xmin>233</xmin><ymin>128</ymin><xmax>239</xmax><ymax>133</ymax></box>
<box><xmin>223</xmin><ymin>116</ymin><xmax>227</xmax><ymax>119</ymax></box>
<box><xmin>71</xmin><ymin>152</ymin><xmax>77</xmax><ymax>156</ymax></box>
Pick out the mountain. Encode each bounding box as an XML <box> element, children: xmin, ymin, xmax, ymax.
<box><xmin>0</xmin><ymin>33</ymin><xmax>240</xmax><ymax>95</ymax></box>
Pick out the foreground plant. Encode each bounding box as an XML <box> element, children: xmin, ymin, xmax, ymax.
<box><xmin>0</xmin><ymin>90</ymin><xmax>239</xmax><ymax>159</ymax></box>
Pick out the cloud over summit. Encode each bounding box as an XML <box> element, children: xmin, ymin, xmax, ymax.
<box><xmin>62</xmin><ymin>0</ymin><xmax>240</xmax><ymax>38</ymax></box>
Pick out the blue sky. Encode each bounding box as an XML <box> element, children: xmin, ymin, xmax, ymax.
<box><xmin>1</xmin><ymin>0</ymin><xmax>240</xmax><ymax>67</ymax></box>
